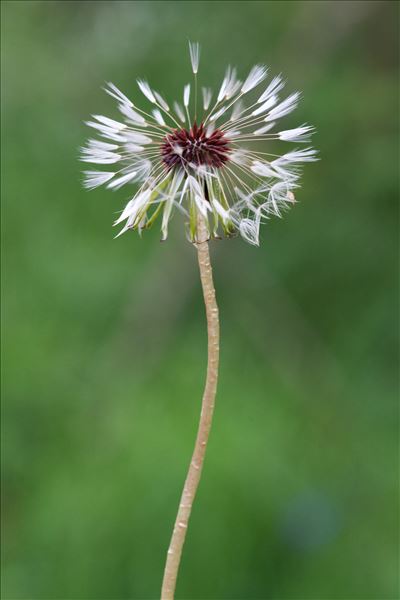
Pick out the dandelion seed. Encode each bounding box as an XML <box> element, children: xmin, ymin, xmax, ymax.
<box><xmin>83</xmin><ymin>171</ymin><xmax>115</xmax><ymax>190</ymax></box>
<box><xmin>202</xmin><ymin>87</ymin><xmax>212</xmax><ymax>110</ymax></box>
<box><xmin>189</xmin><ymin>41</ymin><xmax>200</xmax><ymax>74</ymax></box>
<box><xmin>183</xmin><ymin>84</ymin><xmax>191</xmax><ymax>107</ymax></box>
<box><xmin>137</xmin><ymin>79</ymin><xmax>156</xmax><ymax>103</ymax></box>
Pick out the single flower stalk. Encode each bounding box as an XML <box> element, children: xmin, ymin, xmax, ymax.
<box><xmin>81</xmin><ymin>41</ymin><xmax>317</xmax><ymax>599</ymax></box>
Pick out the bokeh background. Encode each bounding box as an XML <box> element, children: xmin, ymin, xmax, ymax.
<box><xmin>2</xmin><ymin>1</ymin><xmax>398</xmax><ymax>599</ymax></box>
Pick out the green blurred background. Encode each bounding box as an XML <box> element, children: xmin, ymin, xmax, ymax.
<box><xmin>1</xmin><ymin>1</ymin><xmax>398</xmax><ymax>598</ymax></box>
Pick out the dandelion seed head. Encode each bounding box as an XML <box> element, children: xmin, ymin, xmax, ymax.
<box><xmin>81</xmin><ymin>43</ymin><xmax>317</xmax><ymax>244</ymax></box>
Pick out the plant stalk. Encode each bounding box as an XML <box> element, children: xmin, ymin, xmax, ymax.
<box><xmin>161</xmin><ymin>217</ymin><xmax>220</xmax><ymax>599</ymax></box>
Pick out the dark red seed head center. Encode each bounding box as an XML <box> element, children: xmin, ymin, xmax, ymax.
<box><xmin>161</xmin><ymin>122</ymin><xmax>231</xmax><ymax>170</ymax></box>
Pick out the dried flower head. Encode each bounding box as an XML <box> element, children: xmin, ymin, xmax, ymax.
<box><xmin>81</xmin><ymin>42</ymin><xmax>317</xmax><ymax>245</ymax></box>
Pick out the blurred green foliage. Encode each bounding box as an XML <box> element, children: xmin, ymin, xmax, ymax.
<box><xmin>1</xmin><ymin>1</ymin><xmax>398</xmax><ymax>599</ymax></box>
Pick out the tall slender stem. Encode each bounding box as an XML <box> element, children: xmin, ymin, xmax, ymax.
<box><xmin>161</xmin><ymin>218</ymin><xmax>220</xmax><ymax>599</ymax></box>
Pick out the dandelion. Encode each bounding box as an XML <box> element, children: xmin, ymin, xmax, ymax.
<box><xmin>81</xmin><ymin>41</ymin><xmax>317</xmax><ymax>600</ymax></box>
